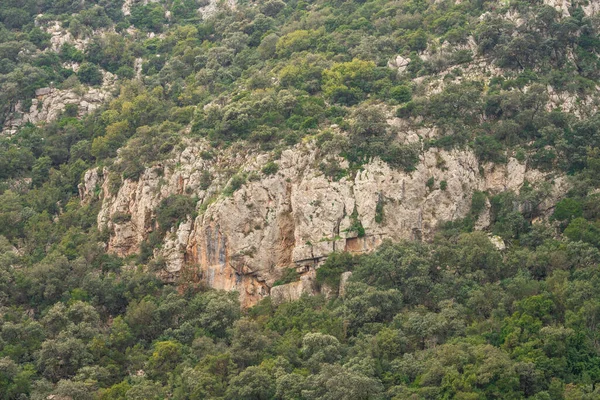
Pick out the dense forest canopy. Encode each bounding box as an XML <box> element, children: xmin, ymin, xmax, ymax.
<box><xmin>2</xmin><ymin>0</ymin><xmax>600</xmax><ymax>398</ymax></box>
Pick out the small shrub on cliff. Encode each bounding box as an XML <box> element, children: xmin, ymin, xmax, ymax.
<box><xmin>78</xmin><ymin>62</ymin><xmax>103</xmax><ymax>86</ymax></box>
<box><xmin>139</xmin><ymin>230</ymin><xmax>162</xmax><ymax>263</ymax></box>
<box><xmin>552</xmin><ymin>198</ymin><xmax>583</xmax><ymax>222</ymax></box>
<box><xmin>64</xmin><ymin>104</ymin><xmax>78</xmax><ymax>118</ymax></box>
<box><xmin>319</xmin><ymin>158</ymin><xmax>346</xmax><ymax>181</ymax></box>
<box><xmin>262</xmin><ymin>161</ymin><xmax>279</xmax><ymax>176</ymax></box>
<box><xmin>224</xmin><ymin>173</ymin><xmax>247</xmax><ymax>196</ymax></box>
<box><xmin>346</xmin><ymin>207</ymin><xmax>365</xmax><ymax>238</ymax></box>
<box><xmin>316</xmin><ymin>252</ymin><xmax>357</xmax><ymax>289</ymax></box>
<box><xmin>389</xmin><ymin>85</ymin><xmax>412</xmax><ymax>103</ymax></box>
<box><xmin>349</xmin><ymin>106</ymin><xmax>388</xmax><ymax>138</ymax></box>
<box><xmin>200</xmin><ymin>170</ymin><xmax>212</xmax><ymax>190</ymax></box>
<box><xmin>111</xmin><ymin>211</ymin><xmax>131</xmax><ymax>224</ymax></box>
<box><xmin>155</xmin><ymin>194</ymin><xmax>197</xmax><ymax>233</ymax></box>
<box><xmin>379</xmin><ymin>143</ymin><xmax>419</xmax><ymax>172</ymax></box>
<box><xmin>375</xmin><ymin>195</ymin><xmax>384</xmax><ymax>224</ymax></box>
<box><xmin>471</xmin><ymin>191</ymin><xmax>487</xmax><ymax>215</ymax></box>
<box><xmin>272</xmin><ymin>268</ymin><xmax>300</xmax><ymax>287</ymax></box>
<box><xmin>426</xmin><ymin>177</ymin><xmax>435</xmax><ymax>190</ymax></box>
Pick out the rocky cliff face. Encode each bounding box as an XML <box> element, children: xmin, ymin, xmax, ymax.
<box><xmin>2</xmin><ymin>19</ymin><xmax>116</xmax><ymax>135</ymax></box>
<box><xmin>88</xmin><ymin>138</ymin><xmax>567</xmax><ymax>307</ymax></box>
<box><xmin>75</xmin><ymin>0</ymin><xmax>592</xmax><ymax>305</ymax></box>
<box><xmin>3</xmin><ymin>87</ymin><xmax>112</xmax><ymax>135</ymax></box>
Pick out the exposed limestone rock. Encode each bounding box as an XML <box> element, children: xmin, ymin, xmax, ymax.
<box><xmin>199</xmin><ymin>0</ymin><xmax>236</xmax><ymax>19</ymax></box>
<box><xmin>35</xmin><ymin>88</ymin><xmax>52</xmax><ymax>96</ymax></box>
<box><xmin>122</xmin><ymin>0</ymin><xmax>133</xmax><ymax>16</ymax></box>
<box><xmin>546</xmin><ymin>85</ymin><xmax>599</xmax><ymax>118</ymax></box>
<box><xmin>3</xmin><ymin>87</ymin><xmax>112</xmax><ymax>135</ymax></box>
<box><xmin>270</xmin><ymin>274</ymin><xmax>318</xmax><ymax>306</ymax></box>
<box><xmin>158</xmin><ymin>217</ymin><xmax>196</xmax><ymax>283</ymax></box>
<box><xmin>474</xmin><ymin>198</ymin><xmax>492</xmax><ymax>231</ymax></box>
<box><xmin>40</xmin><ymin>20</ymin><xmax>89</xmax><ymax>52</ymax></box>
<box><xmin>62</xmin><ymin>62</ymin><xmax>81</xmax><ymax>72</ymax></box>
<box><xmin>387</xmin><ymin>55</ymin><xmax>410</xmax><ymax>74</ymax></box>
<box><xmin>420</xmin><ymin>35</ymin><xmax>477</xmax><ymax>67</ymax></box>
<box><xmin>2</xmin><ymin>18</ymin><xmax>118</xmax><ymax>135</ymax></box>
<box><xmin>199</xmin><ymin>0</ymin><xmax>220</xmax><ymax>19</ymax></box>
<box><xmin>339</xmin><ymin>271</ymin><xmax>353</xmax><ymax>298</ymax></box>
<box><xmin>134</xmin><ymin>58</ymin><xmax>143</xmax><ymax>78</ymax></box>
<box><xmin>503</xmin><ymin>9</ymin><xmax>526</xmax><ymax>27</ymax></box>
<box><xmin>414</xmin><ymin>57</ymin><xmax>504</xmax><ymax>96</ymax></box>
<box><xmin>97</xmin><ymin>139</ymin><xmax>567</xmax><ymax>307</ymax></box>
<box><xmin>544</xmin><ymin>0</ymin><xmax>571</xmax><ymax>16</ymax></box>
<box><xmin>499</xmin><ymin>0</ymin><xmax>598</xmax><ymax>20</ymax></box>
<box><xmin>581</xmin><ymin>0</ymin><xmax>600</xmax><ymax>16</ymax></box>
<box><xmin>489</xmin><ymin>235</ymin><xmax>506</xmax><ymax>251</ymax></box>
<box><xmin>387</xmin><ymin>119</ymin><xmax>437</xmax><ymax>144</ymax></box>
<box><xmin>78</xmin><ymin>168</ymin><xmax>103</xmax><ymax>203</ymax></box>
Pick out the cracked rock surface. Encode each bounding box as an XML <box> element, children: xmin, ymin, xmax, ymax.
<box><xmin>92</xmin><ymin>139</ymin><xmax>567</xmax><ymax>306</ymax></box>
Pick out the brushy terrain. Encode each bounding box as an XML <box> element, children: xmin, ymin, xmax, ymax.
<box><xmin>3</xmin><ymin>0</ymin><xmax>600</xmax><ymax>398</ymax></box>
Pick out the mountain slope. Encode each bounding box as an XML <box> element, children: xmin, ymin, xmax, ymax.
<box><xmin>3</xmin><ymin>0</ymin><xmax>600</xmax><ymax>398</ymax></box>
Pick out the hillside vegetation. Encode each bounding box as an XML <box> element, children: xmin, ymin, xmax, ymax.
<box><xmin>3</xmin><ymin>0</ymin><xmax>600</xmax><ymax>398</ymax></box>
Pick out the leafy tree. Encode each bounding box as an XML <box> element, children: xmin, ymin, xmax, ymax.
<box><xmin>225</xmin><ymin>365</ymin><xmax>275</xmax><ymax>400</ymax></box>
<box><xmin>146</xmin><ymin>341</ymin><xmax>182</xmax><ymax>382</ymax></box>
<box><xmin>78</xmin><ymin>63</ymin><xmax>103</xmax><ymax>86</ymax></box>
<box><xmin>349</xmin><ymin>106</ymin><xmax>388</xmax><ymax>138</ymax></box>
<box><xmin>303</xmin><ymin>364</ymin><xmax>384</xmax><ymax>400</ymax></box>
<box><xmin>553</xmin><ymin>198</ymin><xmax>583</xmax><ymax>222</ymax></box>
<box><xmin>389</xmin><ymin>85</ymin><xmax>412</xmax><ymax>103</ymax></box>
<box><xmin>36</xmin><ymin>336</ymin><xmax>93</xmax><ymax>382</ymax></box>
<box><xmin>322</xmin><ymin>59</ymin><xmax>381</xmax><ymax>105</ymax></box>
<box><xmin>352</xmin><ymin>240</ymin><xmax>434</xmax><ymax>305</ymax></box>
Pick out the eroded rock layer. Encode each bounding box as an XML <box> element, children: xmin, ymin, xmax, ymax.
<box><xmin>91</xmin><ymin>140</ymin><xmax>566</xmax><ymax>306</ymax></box>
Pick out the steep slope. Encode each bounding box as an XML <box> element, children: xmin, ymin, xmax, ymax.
<box><xmin>3</xmin><ymin>0</ymin><xmax>598</xmax><ymax>305</ymax></box>
<box><xmin>5</xmin><ymin>0</ymin><xmax>600</xmax><ymax>398</ymax></box>
<box><xmin>92</xmin><ymin>139</ymin><xmax>567</xmax><ymax>305</ymax></box>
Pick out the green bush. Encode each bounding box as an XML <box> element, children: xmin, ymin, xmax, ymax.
<box><xmin>389</xmin><ymin>85</ymin><xmax>412</xmax><ymax>103</ymax></box>
<box><xmin>116</xmin><ymin>66</ymin><xmax>135</xmax><ymax>79</ymax></box>
<box><xmin>471</xmin><ymin>191</ymin><xmax>487</xmax><ymax>215</ymax></box>
<box><xmin>316</xmin><ymin>252</ymin><xmax>357</xmax><ymax>288</ymax></box>
<box><xmin>272</xmin><ymin>268</ymin><xmax>300</xmax><ymax>287</ymax></box>
<box><xmin>426</xmin><ymin>177</ymin><xmax>435</xmax><ymax>190</ymax></box>
<box><xmin>130</xmin><ymin>3</ymin><xmax>166</xmax><ymax>32</ymax></box>
<box><xmin>78</xmin><ymin>62</ymin><xmax>103</xmax><ymax>85</ymax></box>
<box><xmin>375</xmin><ymin>195</ymin><xmax>384</xmax><ymax>224</ymax></box>
<box><xmin>347</xmin><ymin>207</ymin><xmax>365</xmax><ymax>238</ymax></box>
<box><xmin>319</xmin><ymin>159</ymin><xmax>346</xmax><ymax>181</ymax></box>
<box><xmin>262</xmin><ymin>161</ymin><xmax>279</xmax><ymax>175</ymax></box>
<box><xmin>564</xmin><ymin>217</ymin><xmax>600</xmax><ymax>247</ymax></box>
<box><xmin>60</xmin><ymin>43</ymin><xmax>84</xmax><ymax>63</ymax></box>
<box><xmin>155</xmin><ymin>195</ymin><xmax>197</xmax><ymax>233</ymax></box>
<box><xmin>474</xmin><ymin>135</ymin><xmax>505</xmax><ymax>163</ymax></box>
<box><xmin>224</xmin><ymin>174</ymin><xmax>247</xmax><ymax>196</ymax></box>
<box><xmin>349</xmin><ymin>107</ymin><xmax>387</xmax><ymax>138</ymax></box>
<box><xmin>64</xmin><ymin>104</ymin><xmax>78</xmax><ymax>118</ymax></box>
<box><xmin>553</xmin><ymin>198</ymin><xmax>583</xmax><ymax>221</ymax></box>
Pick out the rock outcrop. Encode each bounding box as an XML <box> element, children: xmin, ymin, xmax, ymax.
<box><xmin>79</xmin><ymin>168</ymin><xmax>104</xmax><ymax>204</ymax></box>
<box><xmin>3</xmin><ymin>87</ymin><xmax>112</xmax><ymax>135</ymax></box>
<box><xmin>271</xmin><ymin>273</ymin><xmax>318</xmax><ymax>306</ymax></box>
<box><xmin>388</xmin><ymin>55</ymin><xmax>410</xmax><ymax>74</ymax></box>
<box><xmin>2</xmin><ymin>18</ymin><xmax>117</xmax><ymax>135</ymax></box>
<box><xmin>94</xmin><ymin>139</ymin><xmax>567</xmax><ymax>307</ymax></box>
<box><xmin>41</xmin><ymin>20</ymin><xmax>89</xmax><ymax>52</ymax></box>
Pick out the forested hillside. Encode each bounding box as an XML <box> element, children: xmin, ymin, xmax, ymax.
<box><xmin>3</xmin><ymin>0</ymin><xmax>600</xmax><ymax>398</ymax></box>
